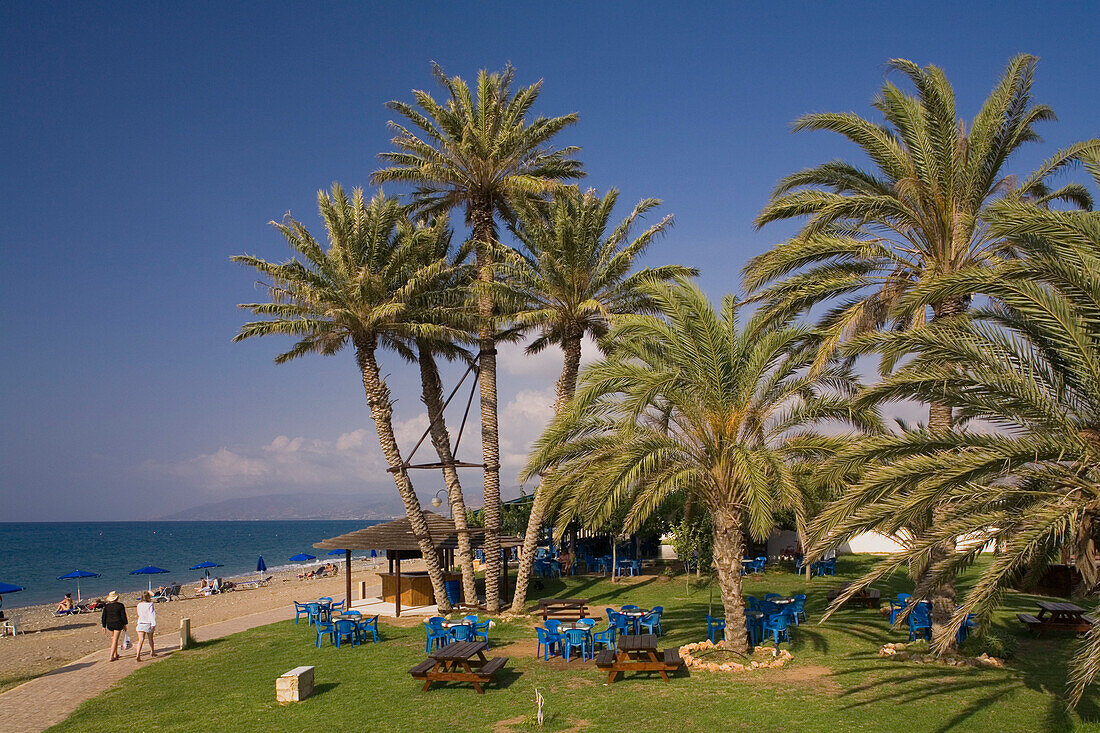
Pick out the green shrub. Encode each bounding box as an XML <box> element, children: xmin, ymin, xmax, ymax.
<box><xmin>962</xmin><ymin>631</ymin><xmax>1018</xmax><ymax>659</ymax></box>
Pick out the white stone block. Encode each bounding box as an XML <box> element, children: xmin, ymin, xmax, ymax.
<box><xmin>276</xmin><ymin>665</ymin><xmax>314</xmax><ymax>703</ymax></box>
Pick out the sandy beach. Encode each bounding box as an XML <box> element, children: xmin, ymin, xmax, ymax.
<box><xmin>0</xmin><ymin>559</ymin><xmax>401</xmax><ymax>691</ymax></box>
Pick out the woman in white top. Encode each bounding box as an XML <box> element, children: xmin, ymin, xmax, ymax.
<box><xmin>135</xmin><ymin>591</ymin><xmax>157</xmax><ymax>661</ymax></box>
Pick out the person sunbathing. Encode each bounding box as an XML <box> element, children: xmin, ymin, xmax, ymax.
<box><xmin>56</xmin><ymin>593</ymin><xmax>74</xmax><ymax>614</ymax></box>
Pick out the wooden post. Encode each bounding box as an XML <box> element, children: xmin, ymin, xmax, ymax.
<box><xmin>180</xmin><ymin>617</ymin><xmax>192</xmax><ymax>649</ymax></box>
<box><xmin>501</xmin><ymin>547</ymin><xmax>508</xmax><ymax>606</ymax></box>
<box><xmin>345</xmin><ymin>549</ymin><xmax>352</xmax><ymax>609</ymax></box>
<box><xmin>395</xmin><ymin>554</ymin><xmax>402</xmax><ymax>618</ymax></box>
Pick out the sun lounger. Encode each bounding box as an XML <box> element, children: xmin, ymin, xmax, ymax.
<box><xmin>234</xmin><ymin>576</ymin><xmax>273</xmax><ymax>590</ymax></box>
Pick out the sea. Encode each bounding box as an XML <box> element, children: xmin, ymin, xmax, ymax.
<box><xmin>0</xmin><ymin>520</ymin><xmax>385</xmax><ymax>609</ymax></box>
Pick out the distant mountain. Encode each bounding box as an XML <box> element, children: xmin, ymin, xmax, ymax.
<box><xmin>158</xmin><ymin>492</ymin><xmax>402</xmax><ymax>521</ymax></box>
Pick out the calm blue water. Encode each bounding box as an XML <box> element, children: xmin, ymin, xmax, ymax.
<box><xmin>0</xmin><ymin>521</ymin><xmax>384</xmax><ymax>609</ymax></box>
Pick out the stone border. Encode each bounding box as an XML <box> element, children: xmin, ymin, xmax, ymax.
<box><xmin>679</xmin><ymin>640</ymin><xmax>793</xmax><ymax>672</ymax></box>
<box><xmin>879</xmin><ymin>642</ymin><xmax>1005</xmax><ymax>668</ymax></box>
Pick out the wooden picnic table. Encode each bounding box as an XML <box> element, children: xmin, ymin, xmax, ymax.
<box><xmin>826</xmin><ymin>583</ymin><xmax>881</xmax><ymax>608</ymax></box>
<box><xmin>409</xmin><ymin>640</ymin><xmax>508</xmax><ymax>694</ymax></box>
<box><xmin>537</xmin><ymin>598</ymin><xmax>591</xmax><ymax>622</ymax></box>
<box><xmin>595</xmin><ymin>633</ymin><xmax>682</xmax><ymax>684</ymax></box>
<box><xmin>1018</xmin><ymin>601</ymin><xmax>1097</xmax><ymax>636</ymax></box>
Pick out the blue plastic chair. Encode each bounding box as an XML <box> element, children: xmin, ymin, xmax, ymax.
<box><xmin>706</xmin><ymin>614</ymin><xmax>725</xmax><ymax>643</ymax></box>
<box><xmin>640</xmin><ymin>607</ymin><xmax>663</xmax><ymax>636</ymax></box>
<box><xmin>908</xmin><ymin>602</ymin><xmax>932</xmax><ymax>641</ymax></box>
<box><xmin>592</xmin><ymin>624</ymin><xmax>617</xmax><ymax>652</ymax></box>
<box><xmin>294</xmin><ymin>601</ymin><xmax>310</xmax><ymax>625</ymax></box>
<box><xmin>562</xmin><ymin>628</ymin><xmax>589</xmax><ymax>661</ymax></box>
<box><xmin>956</xmin><ymin>612</ymin><xmax>977</xmax><ymax>644</ymax></box>
<box><xmin>425</xmin><ymin>617</ymin><xmax>449</xmax><ymax>653</ymax></box>
<box><xmin>608</xmin><ymin>612</ymin><xmax>630</xmax><ymax>637</ymax></box>
<box><xmin>359</xmin><ymin>614</ymin><xmax>380</xmax><ymax>644</ymax></box>
<box><xmin>468</xmin><ymin>616</ymin><xmax>491</xmax><ymax>646</ymax></box>
<box><xmin>449</xmin><ymin>623</ymin><xmax>472</xmax><ymax>642</ymax></box>
<box><xmin>789</xmin><ymin>595</ymin><xmax>807</xmax><ymax>624</ymax></box>
<box><xmin>755</xmin><ymin>557</ymin><xmax>768</xmax><ymax>574</ymax></box>
<box><xmin>333</xmin><ymin>619</ymin><xmax>359</xmax><ymax>648</ymax></box>
<box><xmin>889</xmin><ymin>593</ymin><xmax>911</xmax><ymax>625</ymax></box>
<box><xmin>315</xmin><ymin>620</ymin><xmax>335</xmax><ymax>647</ymax></box>
<box><xmin>536</xmin><ymin>627</ymin><xmax>560</xmax><ymax>661</ymax></box>
<box><xmin>305</xmin><ymin>602</ymin><xmax>322</xmax><ymax>626</ymax></box>
<box><xmin>445</xmin><ymin>580</ymin><xmax>462</xmax><ymax>606</ymax></box>
<box><xmin>824</xmin><ymin>557</ymin><xmax>837</xmax><ymax>575</ymax></box>
<box><xmin>763</xmin><ymin>614</ymin><xmax>790</xmax><ymax>648</ymax></box>
<box><xmin>745</xmin><ymin>596</ymin><xmax>762</xmax><ymax>612</ymax></box>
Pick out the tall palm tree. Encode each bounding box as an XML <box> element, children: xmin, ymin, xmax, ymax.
<box><xmin>804</xmin><ymin>153</ymin><xmax>1100</xmax><ymax>702</ymax></box>
<box><xmin>373</xmin><ymin>64</ymin><xmax>583</xmax><ymax>611</ymax></box>
<box><xmin>492</xmin><ymin>186</ymin><xmax>690</xmax><ymax>611</ymax></box>
<box><xmin>232</xmin><ymin>185</ymin><xmax>463</xmax><ymax>611</ymax></box>
<box><xmin>405</xmin><ymin>215</ymin><xmax>480</xmax><ymax>603</ymax></box>
<box><xmin>744</xmin><ymin>54</ymin><xmax>1096</xmax><ymax>641</ymax></box>
<box><xmin>523</xmin><ymin>279</ymin><xmax>877</xmax><ymax>651</ymax></box>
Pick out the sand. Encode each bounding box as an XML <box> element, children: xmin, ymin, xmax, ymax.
<box><xmin>0</xmin><ymin>559</ymin><xmax>402</xmax><ymax>691</ymax></box>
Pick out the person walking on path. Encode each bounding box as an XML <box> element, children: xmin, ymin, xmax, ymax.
<box><xmin>100</xmin><ymin>591</ymin><xmax>128</xmax><ymax>661</ymax></box>
<box><xmin>134</xmin><ymin>591</ymin><xmax>156</xmax><ymax>661</ymax></box>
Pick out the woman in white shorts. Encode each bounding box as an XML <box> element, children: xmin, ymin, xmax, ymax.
<box><xmin>135</xmin><ymin>591</ymin><xmax>157</xmax><ymax>661</ymax></box>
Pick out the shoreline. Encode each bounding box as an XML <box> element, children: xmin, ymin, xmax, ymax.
<box><xmin>0</xmin><ymin>558</ymin><xmax>396</xmax><ymax>692</ymax></box>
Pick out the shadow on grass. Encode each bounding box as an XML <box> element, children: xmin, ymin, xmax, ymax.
<box><xmin>311</xmin><ymin>681</ymin><xmax>339</xmax><ymax>697</ymax></box>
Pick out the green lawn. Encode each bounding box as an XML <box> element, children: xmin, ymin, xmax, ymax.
<box><xmin>49</xmin><ymin>556</ymin><xmax>1100</xmax><ymax>732</ymax></box>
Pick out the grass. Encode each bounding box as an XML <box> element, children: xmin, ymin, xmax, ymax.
<box><xmin>48</xmin><ymin>556</ymin><xmax>1100</xmax><ymax>732</ymax></box>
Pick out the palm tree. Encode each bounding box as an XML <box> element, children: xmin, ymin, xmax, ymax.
<box><xmin>804</xmin><ymin>153</ymin><xmax>1100</xmax><ymax>701</ymax></box>
<box><xmin>405</xmin><ymin>216</ymin><xmax>480</xmax><ymax>603</ymax></box>
<box><xmin>523</xmin><ymin>278</ymin><xmax>877</xmax><ymax>651</ymax></box>
<box><xmin>373</xmin><ymin>64</ymin><xmax>583</xmax><ymax>611</ymax></box>
<box><xmin>744</xmin><ymin>54</ymin><xmax>1097</xmax><ymax>640</ymax></box>
<box><xmin>232</xmin><ymin>185</ymin><xmax>463</xmax><ymax>611</ymax></box>
<box><xmin>491</xmin><ymin>186</ymin><xmax>690</xmax><ymax>611</ymax></box>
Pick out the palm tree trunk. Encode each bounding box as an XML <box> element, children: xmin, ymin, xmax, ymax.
<box><xmin>923</xmin><ymin>295</ymin><xmax>967</xmax><ymax>651</ymax></box>
<box><xmin>510</xmin><ymin>333</ymin><xmax>583</xmax><ymax>612</ymax></box>
<box><xmin>355</xmin><ymin>338</ymin><xmax>451</xmax><ymax>612</ymax></box>
<box><xmin>416</xmin><ymin>343</ymin><xmax>477</xmax><ymax>604</ymax></box>
<box><xmin>471</xmin><ymin>198</ymin><xmax>502</xmax><ymax>613</ymax></box>
<box><xmin>711</xmin><ymin>502</ymin><xmax>749</xmax><ymax>653</ymax></box>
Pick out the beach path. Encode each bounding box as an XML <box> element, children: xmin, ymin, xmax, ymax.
<box><xmin>0</xmin><ymin>605</ymin><xmax>294</xmax><ymax>733</ymax></box>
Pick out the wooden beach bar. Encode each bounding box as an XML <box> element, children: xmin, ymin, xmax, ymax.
<box><xmin>314</xmin><ymin>511</ymin><xmax>520</xmax><ymax>616</ymax></box>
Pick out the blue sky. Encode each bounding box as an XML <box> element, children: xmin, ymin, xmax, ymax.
<box><xmin>2</xmin><ymin>1</ymin><xmax>1097</xmax><ymax>520</ymax></box>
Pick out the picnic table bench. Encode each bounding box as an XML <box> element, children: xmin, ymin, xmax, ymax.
<box><xmin>1018</xmin><ymin>601</ymin><xmax>1097</xmax><ymax>637</ymax></box>
<box><xmin>409</xmin><ymin>640</ymin><xmax>508</xmax><ymax>694</ymax></box>
<box><xmin>826</xmin><ymin>583</ymin><xmax>881</xmax><ymax>608</ymax></box>
<box><xmin>595</xmin><ymin>633</ymin><xmax>683</xmax><ymax>684</ymax></box>
<box><xmin>537</xmin><ymin>598</ymin><xmax>591</xmax><ymax>623</ymax></box>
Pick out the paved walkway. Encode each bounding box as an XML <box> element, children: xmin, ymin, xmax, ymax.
<box><xmin>0</xmin><ymin>605</ymin><xmax>294</xmax><ymax>733</ymax></box>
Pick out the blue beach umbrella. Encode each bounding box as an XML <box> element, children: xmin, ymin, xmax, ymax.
<box><xmin>327</xmin><ymin>549</ymin><xmax>346</xmax><ymax>556</ymax></box>
<box><xmin>0</xmin><ymin>582</ymin><xmax>23</xmax><ymax>611</ymax></box>
<box><xmin>288</xmin><ymin>553</ymin><xmax>316</xmax><ymax>563</ymax></box>
<box><xmin>129</xmin><ymin>563</ymin><xmax>170</xmax><ymax>594</ymax></box>
<box><xmin>256</xmin><ymin>556</ymin><xmax>267</xmax><ymax>573</ymax></box>
<box><xmin>57</xmin><ymin>570</ymin><xmax>101</xmax><ymax>602</ymax></box>
<box><xmin>190</xmin><ymin>561</ymin><xmax>223</xmax><ymax>579</ymax></box>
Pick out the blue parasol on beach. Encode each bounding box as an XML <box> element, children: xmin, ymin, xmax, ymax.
<box><xmin>190</xmin><ymin>561</ymin><xmax>223</xmax><ymax>579</ymax></box>
<box><xmin>0</xmin><ymin>582</ymin><xmax>23</xmax><ymax>611</ymax></box>
<box><xmin>57</xmin><ymin>570</ymin><xmax>101</xmax><ymax>602</ymax></box>
<box><xmin>327</xmin><ymin>549</ymin><xmax>347</xmax><ymax>556</ymax></box>
<box><xmin>288</xmin><ymin>553</ymin><xmax>316</xmax><ymax>562</ymax></box>
<box><xmin>256</xmin><ymin>556</ymin><xmax>267</xmax><ymax>573</ymax></box>
<box><xmin>130</xmin><ymin>566</ymin><xmax>170</xmax><ymax>592</ymax></box>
